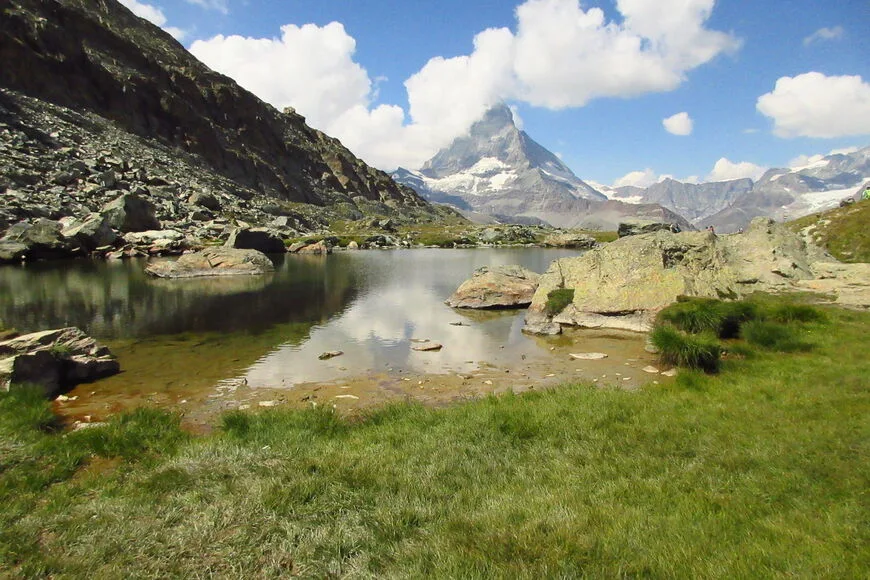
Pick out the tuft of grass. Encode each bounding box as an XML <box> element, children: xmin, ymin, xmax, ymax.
<box><xmin>658</xmin><ymin>297</ymin><xmax>758</xmax><ymax>338</ymax></box>
<box><xmin>545</xmin><ymin>288</ymin><xmax>575</xmax><ymax>317</ymax></box>
<box><xmin>742</xmin><ymin>320</ymin><xmax>812</xmax><ymax>352</ymax></box>
<box><xmin>650</xmin><ymin>325</ymin><xmax>722</xmax><ymax>373</ymax></box>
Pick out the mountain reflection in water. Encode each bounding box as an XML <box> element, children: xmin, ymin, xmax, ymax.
<box><xmin>0</xmin><ymin>249</ymin><xmax>578</xmax><ymax>389</ymax></box>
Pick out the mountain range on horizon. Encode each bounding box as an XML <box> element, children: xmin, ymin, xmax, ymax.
<box><xmin>396</xmin><ymin>105</ymin><xmax>870</xmax><ymax>232</ymax></box>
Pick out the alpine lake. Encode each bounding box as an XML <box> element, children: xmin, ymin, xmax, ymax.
<box><xmin>0</xmin><ymin>248</ymin><xmax>664</xmax><ymax>430</ymax></box>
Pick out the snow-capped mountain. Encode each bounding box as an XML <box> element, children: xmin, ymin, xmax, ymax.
<box><xmin>394</xmin><ymin>105</ymin><xmax>689</xmax><ymax>230</ymax></box>
<box><xmin>699</xmin><ymin>146</ymin><xmax>870</xmax><ymax>232</ymax></box>
<box><xmin>593</xmin><ymin>147</ymin><xmax>870</xmax><ymax>233</ymax></box>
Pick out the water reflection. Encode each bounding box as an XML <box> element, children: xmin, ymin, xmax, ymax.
<box><xmin>0</xmin><ymin>256</ymin><xmax>358</xmax><ymax>337</ymax></box>
<box><xmin>0</xmin><ymin>249</ymin><xmax>578</xmax><ymax>390</ymax></box>
<box><xmin>243</xmin><ymin>249</ymin><xmax>577</xmax><ymax>388</ymax></box>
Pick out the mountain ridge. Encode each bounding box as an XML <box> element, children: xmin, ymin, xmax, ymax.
<box><xmin>0</xmin><ymin>0</ymin><xmax>443</xmax><ymax>237</ymax></box>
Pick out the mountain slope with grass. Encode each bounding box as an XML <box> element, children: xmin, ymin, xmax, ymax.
<box><xmin>789</xmin><ymin>198</ymin><xmax>870</xmax><ymax>263</ymax></box>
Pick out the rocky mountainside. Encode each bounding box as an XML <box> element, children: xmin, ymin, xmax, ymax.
<box><xmin>600</xmin><ymin>147</ymin><xmax>870</xmax><ymax>233</ymax></box>
<box><xmin>0</xmin><ymin>0</ymin><xmax>444</xmax><ymax>250</ymax></box>
<box><xmin>394</xmin><ymin>105</ymin><xmax>690</xmax><ymax>230</ymax></box>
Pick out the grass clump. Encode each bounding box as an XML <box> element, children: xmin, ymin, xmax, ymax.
<box><xmin>659</xmin><ymin>296</ymin><xmax>758</xmax><ymax>338</ymax></box>
<box><xmin>545</xmin><ymin>288</ymin><xmax>575</xmax><ymax>316</ymax></box>
<box><xmin>650</xmin><ymin>325</ymin><xmax>722</xmax><ymax>373</ymax></box>
<box><xmin>742</xmin><ymin>320</ymin><xmax>812</xmax><ymax>352</ymax></box>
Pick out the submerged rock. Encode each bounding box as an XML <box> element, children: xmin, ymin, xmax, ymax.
<box><xmin>446</xmin><ymin>265</ymin><xmax>540</xmax><ymax>309</ymax></box>
<box><xmin>0</xmin><ymin>327</ymin><xmax>120</xmax><ymax>399</ymax></box>
<box><xmin>145</xmin><ymin>247</ymin><xmax>274</xmax><ymax>278</ymax></box>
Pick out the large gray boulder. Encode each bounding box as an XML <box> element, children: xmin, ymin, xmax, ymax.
<box><xmin>61</xmin><ymin>213</ymin><xmax>118</xmax><ymax>250</ymax></box>
<box><xmin>446</xmin><ymin>265</ymin><xmax>540</xmax><ymax>309</ymax></box>
<box><xmin>225</xmin><ymin>227</ymin><xmax>286</xmax><ymax>254</ymax></box>
<box><xmin>541</xmin><ymin>231</ymin><xmax>598</xmax><ymax>249</ymax></box>
<box><xmin>525</xmin><ymin>218</ymin><xmax>835</xmax><ymax>334</ymax></box>
<box><xmin>145</xmin><ymin>247</ymin><xmax>275</xmax><ymax>278</ymax></box>
<box><xmin>0</xmin><ymin>218</ymin><xmax>81</xmax><ymax>262</ymax></box>
<box><xmin>0</xmin><ymin>327</ymin><xmax>120</xmax><ymax>399</ymax></box>
<box><xmin>101</xmin><ymin>193</ymin><xmax>161</xmax><ymax>233</ymax></box>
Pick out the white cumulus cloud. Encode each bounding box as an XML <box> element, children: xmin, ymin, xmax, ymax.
<box><xmin>706</xmin><ymin>158</ymin><xmax>767</xmax><ymax>182</ymax></box>
<box><xmin>662</xmin><ymin>112</ymin><xmax>693</xmax><ymax>135</ymax></box>
<box><xmin>756</xmin><ymin>72</ymin><xmax>870</xmax><ymax>138</ymax></box>
<box><xmin>118</xmin><ymin>0</ymin><xmax>186</xmax><ymax>40</ymax></box>
<box><xmin>613</xmin><ymin>169</ymin><xmax>661</xmax><ymax>188</ymax></box>
<box><xmin>789</xmin><ymin>146</ymin><xmax>859</xmax><ymax>169</ymax></box>
<box><xmin>803</xmin><ymin>26</ymin><xmax>844</xmax><ymax>46</ymax></box>
<box><xmin>190</xmin><ymin>0</ymin><xmax>739</xmax><ymax>170</ymax></box>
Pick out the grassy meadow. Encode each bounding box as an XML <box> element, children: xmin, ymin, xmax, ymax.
<box><xmin>1</xmin><ymin>296</ymin><xmax>868</xmax><ymax>577</ymax></box>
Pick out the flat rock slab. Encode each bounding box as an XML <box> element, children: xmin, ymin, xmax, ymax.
<box><xmin>0</xmin><ymin>327</ymin><xmax>119</xmax><ymax>399</ymax></box>
<box><xmin>145</xmin><ymin>247</ymin><xmax>274</xmax><ymax>278</ymax></box>
<box><xmin>446</xmin><ymin>265</ymin><xmax>540</xmax><ymax>309</ymax></box>
<box><xmin>412</xmin><ymin>342</ymin><xmax>443</xmax><ymax>352</ymax></box>
<box><xmin>569</xmin><ymin>352</ymin><xmax>609</xmax><ymax>360</ymax></box>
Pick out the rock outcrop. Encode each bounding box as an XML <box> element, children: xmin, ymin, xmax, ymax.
<box><xmin>144</xmin><ymin>247</ymin><xmax>275</xmax><ymax>278</ymax></box>
<box><xmin>540</xmin><ymin>231</ymin><xmax>598</xmax><ymax>249</ymax></box>
<box><xmin>0</xmin><ymin>327</ymin><xmax>120</xmax><ymax>398</ymax></box>
<box><xmin>525</xmin><ymin>218</ymin><xmax>848</xmax><ymax>334</ymax></box>
<box><xmin>446</xmin><ymin>265</ymin><xmax>541</xmax><ymax>309</ymax></box>
<box><xmin>617</xmin><ymin>220</ymin><xmax>681</xmax><ymax>238</ymax></box>
<box><xmin>0</xmin><ymin>0</ymin><xmax>448</xmax><ymax>259</ymax></box>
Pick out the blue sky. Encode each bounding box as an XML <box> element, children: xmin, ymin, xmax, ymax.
<box><xmin>122</xmin><ymin>0</ymin><xmax>870</xmax><ymax>187</ymax></box>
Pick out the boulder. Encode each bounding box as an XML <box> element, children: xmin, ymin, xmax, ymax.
<box><xmin>0</xmin><ymin>327</ymin><xmax>120</xmax><ymax>399</ymax></box>
<box><xmin>296</xmin><ymin>241</ymin><xmax>330</xmax><ymax>255</ymax></box>
<box><xmin>541</xmin><ymin>231</ymin><xmax>598</xmax><ymax>249</ymax></box>
<box><xmin>617</xmin><ymin>220</ymin><xmax>681</xmax><ymax>238</ymax></box>
<box><xmin>188</xmin><ymin>191</ymin><xmax>221</xmax><ymax>211</ymax></box>
<box><xmin>61</xmin><ymin>213</ymin><xmax>118</xmax><ymax>251</ymax></box>
<box><xmin>144</xmin><ymin>247</ymin><xmax>275</xmax><ymax>278</ymax></box>
<box><xmin>225</xmin><ymin>227</ymin><xmax>286</xmax><ymax>254</ymax></box>
<box><xmin>101</xmin><ymin>193</ymin><xmax>161</xmax><ymax>232</ymax></box>
<box><xmin>0</xmin><ymin>218</ymin><xmax>81</xmax><ymax>261</ymax></box>
<box><xmin>525</xmin><ymin>218</ymin><xmax>830</xmax><ymax>333</ymax></box>
<box><xmin>0</xmin><ymin>240</ymin><xmax>28</xmax><ymax>263</ymax></box>
<box><xmin>124</xmin><ymin>229</ymin><xmax>194</xmax><ymax>255</ymax></box>
<box><xmin>446</xmin><ymin>265</ymin><xmax>540</xmax><ymax>309</ymax></box>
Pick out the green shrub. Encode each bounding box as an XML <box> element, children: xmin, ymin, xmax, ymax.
<box><xmin>742</xmin><ymin>320</ymin><xmax>812</xmax><ymax>352</ymax></box>
<box><xmin>650</xmin><ymin>325</ymin><xmax>722</xmax><ymax>373</ymax></box>
<box><xmin>545</xmin><ymin>288</ymin><xmax>575</xmax><ymax>317</ymax></box>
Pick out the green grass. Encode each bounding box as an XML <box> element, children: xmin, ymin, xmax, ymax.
<box><xmin>1</xmin><ymin>299</ymin><xmax>868</xmax><ymax>577</ymax></box>
<box><xmin>788</xmin><ymin>198</ymin><xmax>870</xmax><ymax>263</ymax></box>
<box><xmin>544</xmin><ymin>288</ymin><xmax>575</xmax><ymax>317</ymax></box>
<box><xmin>650</xmin><ymin>325</ymin><xmax>723</xmax><ymax>372</ymax></box>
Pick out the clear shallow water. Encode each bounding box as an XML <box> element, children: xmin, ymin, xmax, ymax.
<box><xmin>0</xmin><ymin>249</ymin><xmax>578</xmax><ymax>389</ymax></box>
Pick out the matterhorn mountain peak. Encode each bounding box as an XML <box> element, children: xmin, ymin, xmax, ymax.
<box><xmin>395</xmin><ymin>105</ymin><xmax>689</xmax><ymax>230</ymax></box>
